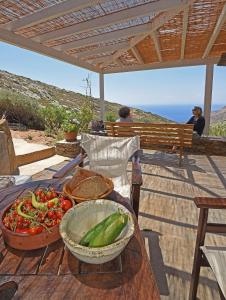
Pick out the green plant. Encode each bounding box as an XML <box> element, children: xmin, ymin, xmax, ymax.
<box><xmin>105</xmin><ymin>112</ymin><xmax>117</xmax><ymax>122</ymax></box>
<box><xmin>209</xmin><ymin>121</ymin><xmax>226</xmax><ymax>137</ymax></box>
<box><xmin>61</xmin><ymin>120</ymin><xmax>79</xmax><ymax>133</ymax></box>
<box><xmin>40</xmin><ymin>104</ymin><xmax>68</xmax><ymax>135</ymax></box>
<box><xmin>76</xmin><ymin>103</ymin><xmax>93</xmax><ymax>133</ymax></box>
<box><xmin>0</xmin><ymin>89</ymin><xmax>44</xmax><ymax>129</ymax></box>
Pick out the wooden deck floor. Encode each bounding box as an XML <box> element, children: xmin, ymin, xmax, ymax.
<box><xmin>138</xmin><ymin>151</ymin><xmax>226</xmax><ymax>300</ymax></box>
<box><xmin>33</xmin><ymin>151</ymin><xmax>226</xmax><ymax>300</ymax></box>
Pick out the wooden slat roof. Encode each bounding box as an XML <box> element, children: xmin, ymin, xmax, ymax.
<box><xmin>0</xmin><ymin>0</ymin><xmax>225</xmax><ymax>73</ymax></box>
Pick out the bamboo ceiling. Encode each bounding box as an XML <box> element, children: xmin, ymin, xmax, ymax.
<box><xmin>0</xmin><ymin>0</ymin><xmax>225</xmax><ymax>73</ymax></box>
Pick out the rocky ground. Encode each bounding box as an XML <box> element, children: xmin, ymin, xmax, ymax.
<box><xmin>11</xmin><ymin>129</ymin><xmax>55</xmax><ymax>146</ymax></box>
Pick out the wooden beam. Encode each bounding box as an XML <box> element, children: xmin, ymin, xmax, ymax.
<box><xmin>57</xmin><ymin>1</ymin><xmax>193</xmax><ymax>52</ymax></box>
<box><xmin>101</xmin><ymin>6</ymin><xmax>188</xmax><ymax>69</ymax></box>
<box><xmin>90</xmin><ymin>56</ymin><xmax>112</xmax><ymax>65</ymax></box>
<box><xmin>203</xmin><ymin>64</ymin><xmax>214</xmax><ymax>135</ymax></box>
<box><xmin>180</xmin><ymin>6</ymin><xmax>189</xmax><ymax>59</ymax></box>
<box><xmin>76</xmin><ymin>42</ymin><xmax>129</xmax><ymax>59</ymax></box>
<box><xmin>131</xmin><ymin>47</ymin><xmax>144</xmax><ymax>64</ymax></box>
<box><xmin>202</xmin><ymin>4</ymin><xmax>226</xmax><ymax>58</ymax></box>
<box><xmin>36</xmin><ymin>0</ymin><xmax>190</xmax><ymax>43</ymax></box>
<box><xmin>0</xmin><ymin>28</ymin><xmax>99</xmax><ymax>73</ymax></box>
<box><xmin>103</xmin><ymin>57</ymin><xmax>219</xmax><ymax>74</ymax></box>
<box><xmin>151</xmin><ymin>31</ymin><xmax>162</xmax><ymax>62</ymax></box>
<box><xmin>57</xmin><ymin>23</ymin><xmax>151</xmax><ymax>51</ymax></box>
<box><xmin>99</xmin><ymin>73</ymin><xmax>105</xmax><ymax>120</ymax></box>
<box><xmin>1</xmin><ymin>0</ymin><xmax>106</xmax><ymax>31</ymax></box>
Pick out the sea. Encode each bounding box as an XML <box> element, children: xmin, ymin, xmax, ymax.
<box><xmin>135</xmin><ymin>104</ymin><xmax>224</xmax><ymax>123</ymax></box>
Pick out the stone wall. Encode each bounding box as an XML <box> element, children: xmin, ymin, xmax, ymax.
<box><xmin>55</xmin><ymin>140</ymin><xmax>81</xmax><ymax>158</ymax></box>
<box><xmin>186</xmin><ymin>136</ymin><xmax>226</xmax><ymax>156</ymax></box>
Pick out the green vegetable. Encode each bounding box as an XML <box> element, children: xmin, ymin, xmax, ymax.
<box><xmin>30</xmin><ymin>192</ymin><xmax>58</xmax><ymax>210</ymax></box>
<box><xmin>17</xmin><ymin>201</ymin><xmax>34</xmax><ymax>219</ymax></box>
<box><xmin>89</xmin><ymin>214</ymin><xmax>128</xmax><ymax>248</ymax></box>
<box><xmin>79</xmin><ymin>212</ymin><xmax>121</xmax><ymax>246</ymax></box>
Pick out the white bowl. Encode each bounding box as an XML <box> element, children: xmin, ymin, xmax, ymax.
<box><xmin>59</xmin><ymin>199</ymin><xmax>135</xmax><ymax>264</ymax></box>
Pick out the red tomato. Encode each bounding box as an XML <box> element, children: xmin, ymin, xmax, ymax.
<box><xmin>59</xmin><ymin>197</ymin><xmax>65</xmax><ymax>202</ymax></box>
<box><xmin>35</xmin><ymin>190</ymin><xmax>42</xmax><ymax>197</ymax></box>
<box><xmin>51</xmin><ymin>192</ymin><xmax>57</xmax><ymax>198</ymax></box>
<box><xmin>29</xmin><ymin>227</ymin><xmax>43</xmax><ymax>235</ymax></box>
<box><xmin>46</xmin><ymin>191</ymin><xmax>52</xmax><ymax>200</ymax></box>
<box><xmin>47</xmin><ymin>211</ymin><xmax>56</xmax><ymax>219</ymax></box>
<box><xmin>47</xmin><ymin>201</ymin><xmax>55</xmax><ymax>209</ymax></box>
<box><xmin>17</xmin><ymin>216</ymin><xmax>24</xmax><ymax>223</ymax></box>
<box><xmin>60</xmin><ymin>200</ymin><xmax>72</xmax><ymax>212</ymax></box>
<box><xmin>55</xmin><ymin>210</ymin><xmax>63</xmax><ymax>220</ymax></box>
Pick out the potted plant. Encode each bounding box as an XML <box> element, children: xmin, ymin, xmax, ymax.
<box><xmin>61</xmin><ymin>120</ymin><xmax>79</xmax><ymax>142</ymax></box>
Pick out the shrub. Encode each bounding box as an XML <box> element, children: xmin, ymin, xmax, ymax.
<box><xmin>209</xmin><ymin>121</ymin><xmax>226</xmax><ymax>137</ymax></box>
<box><xmin>0</xmin><ymin>89</ymin><xmax>44</xmax><ymax>129</ymax></box>
<box><xmin>40</xmin><ymin>104</ymin><xmax>68</xmax><ymax>136</ymax></box>
<box><xmin>105</xmin><ymin>112</ymin><xmax>117</xmax><ymax>122</ymax></box>
<box><xmin>76</xmin><ymin>103</ymin><xmax>93</xmax><ymax>133</ymax></box>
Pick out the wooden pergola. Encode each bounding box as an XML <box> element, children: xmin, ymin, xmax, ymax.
<box><xmin>0</xmin><ymin>0</ymin><xmax>226</xmax><ymax>134</ymax></box>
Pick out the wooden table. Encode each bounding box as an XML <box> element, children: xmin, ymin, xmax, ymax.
<box><xmin>0</xmin><ymin>178</ymin><xmax>160</xmax><ymax>300</ymax></box>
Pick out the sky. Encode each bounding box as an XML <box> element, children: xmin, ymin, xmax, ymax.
<box><xmin>0</xmin><ymin>41</ymin><xmax>226</xmax><ymax>107</ymax></box>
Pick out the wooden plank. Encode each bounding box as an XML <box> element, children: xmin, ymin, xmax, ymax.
<box><xmin>16</xmin><ymin>147</ymin><xmax>56</xmax><ymax>166</ymax></box>
<box><xmin>194</xmin><ymin>197</ymin><xmax>226</xmax><ymax>209</ymax></box>
<box><xmin>38</xmin><ymin>239</ymin><xmax>64</xmax><ymax>275</ymax></box>
<box><xmin>112</xmin><ymin>129</ymin><xmax>193</xmax><ymax>137</ymax></box>
<box><xmin>58</xmin><ymin>247</ymin><xmax>80</xmax><ymax>275</ymax></box>
<box><xmin>0</xmin><ymin>246</ymin><xmax>24</xmax><ymax>275</ymax></box>
<box><xmin>38</xmin><ymin>0</ymin><xmax>184</xmax><ymax>43</ymax></box>
<box><xmin>0</xmin><ymin>28</ymin><xmax>99</xmax><ymax>73</ymax></box>
<box><xmin>16</xmin><ymin>247</ymin><xmax>46</xmax><ymax>275</ymax></box>
<box><xmin>202</xmin><ymin>3</ymin><xmax>226</xmax><ymax>58</ymax></box>
<box><xmin>105</xmin><ymin>122</ymin><xmax>194</xmax><ymax>129</ymax></box>
<box><xmin>2</xmin><ymin>0</ymin><xmax>106</xmax><ymax>31</ymax></box>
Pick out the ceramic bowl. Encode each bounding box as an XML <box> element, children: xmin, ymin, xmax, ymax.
<box><xmin>60</xmin><ymin>199</ymin><xmax>134</xmax><ymax>264</ymax></box>
<box><xmin>0</xmin><ymin>192</ymin><xmax>74</xmax><ymax>250</ymax></box>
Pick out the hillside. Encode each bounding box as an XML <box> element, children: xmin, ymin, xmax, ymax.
<box><xmin>211</xmin><ymin>106</ymin><xmax>226</xmax><ymax>124</ymax></box>
<box><xmin>0</xmin><ymin>70</ymin><xmax>170</xmax><ymax>123</ymax></box>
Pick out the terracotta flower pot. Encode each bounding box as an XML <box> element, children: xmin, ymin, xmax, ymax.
<box><xmin>64</xmin><ymin>131</ymin><xmax>77</xmax><ymax>142</ymax></box>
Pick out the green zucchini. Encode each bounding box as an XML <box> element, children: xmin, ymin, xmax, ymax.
<box><xmin>79</xmin><ymin>212</ymin><xmax>121</xmax><ymax>246</ymax></box>
<box><xmin>89</xmin><ymin>214</ymin><xmax>128</xmax><ymax>248</ymax></box>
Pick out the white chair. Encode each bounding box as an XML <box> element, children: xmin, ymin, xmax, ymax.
<box><xmin>54</xmin><ymin>133</ymin><xmax>143</xmax><ymax>217</ymax></box>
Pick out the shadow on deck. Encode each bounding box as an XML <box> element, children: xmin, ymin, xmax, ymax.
<box><xmin>139</xmin><ymin>150</ymin><xmax>226</xmax><ymax>300</ymax></box>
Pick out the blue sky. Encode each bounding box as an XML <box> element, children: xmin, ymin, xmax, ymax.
<box><xmin>0</xmin><ymin>41</ymin><xmax>225</xmax><ymax>107</ymax></box>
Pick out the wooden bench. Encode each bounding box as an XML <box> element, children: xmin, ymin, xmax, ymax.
<box><xmin>105</xmin><ymin>122</ymin><xmax>194</xmax><ymax>166</ymax></box>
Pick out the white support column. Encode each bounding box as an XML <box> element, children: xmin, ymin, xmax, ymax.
<box><xmin>99</xmin><ymin>73</ymin><xmax>105</xmax><ymax>120</ymax></box>
<box><xmin>203</xmin><ymin>64</ymin><xmax>214</xmax><ymax>136</ymax></box>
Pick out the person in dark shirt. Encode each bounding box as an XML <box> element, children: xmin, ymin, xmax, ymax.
<box><xmin>171</xmin><ymin>106</ymin><xmax>205</xmax><ymax>153</ymax></box>
<box><xmin>187</xmin><ymin>106</ymin><xmax>205</xmax><ymax>136</ymax></box>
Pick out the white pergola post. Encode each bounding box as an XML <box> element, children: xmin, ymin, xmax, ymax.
<box><xmin>203</xmin><ymin>64</ymin><xmax>214</xmax><ymax>136</ymax></box>
<box><xmin>99</xmin><ymin>73</ymin><xmax>105</xmax><ymax>120</ymax></box>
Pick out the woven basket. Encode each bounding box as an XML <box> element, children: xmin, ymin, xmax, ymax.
<box><xmin>63</xmin><ymin>177</ymin><xmax>114</xmax><ymax>203</ymax></box>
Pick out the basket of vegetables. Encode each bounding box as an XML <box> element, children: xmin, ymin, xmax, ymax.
<box><xmin>60</xmin><ymin>199</ymin><xmax>134</xmax><ymax>264</ymax></box>
<box><xmin>0</xmin><ymin>187</ymin><xmax>73</xmax><ymax>250</ymax></box>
